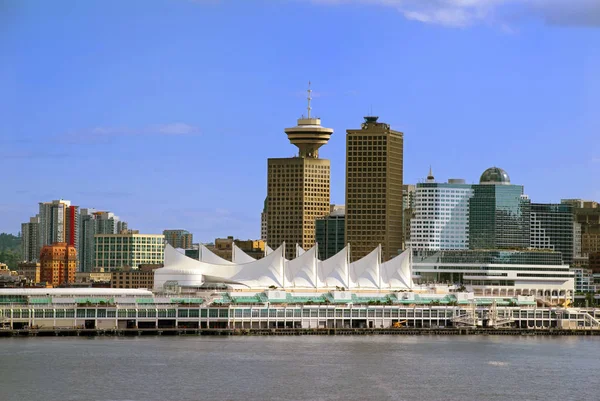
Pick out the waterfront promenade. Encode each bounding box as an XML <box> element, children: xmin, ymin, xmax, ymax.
<box><xmin>2</xmin><ymin>327</ymin><xmax>600</xmax><ymax>337</ymax></box>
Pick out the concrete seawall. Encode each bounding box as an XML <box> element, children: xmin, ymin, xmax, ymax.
<box><xmin>2</xmin><ymin>327</ymin><xmax>600</xmax><ymax>337</ymax></box>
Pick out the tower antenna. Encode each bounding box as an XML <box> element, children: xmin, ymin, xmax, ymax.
<box><xmin>307</xmin><ymin>81</ymin><xmax>312</xmax><ymax>118</ymax></box>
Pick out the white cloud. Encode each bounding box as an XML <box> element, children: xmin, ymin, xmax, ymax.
<box><xmin>308</xmin><ymin>0</ymin><xmax>600</xmax><ymax>27</ymax></box>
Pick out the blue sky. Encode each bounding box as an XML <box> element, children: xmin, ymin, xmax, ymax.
<box><xmin>1</xmin><ymin>0</ymin><xmax>599</xmax><ymax>242</ymax></box>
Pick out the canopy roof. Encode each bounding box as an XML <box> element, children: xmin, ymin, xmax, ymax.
<box><xmin>155</xmin><ymin>243</ymin><xmax>413</xmax><ymax>291</ymax></box>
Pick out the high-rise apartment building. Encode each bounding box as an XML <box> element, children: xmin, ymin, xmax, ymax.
<box><xmin>40</xmin><ymin>242</ymin><xmax>77</xmax><ymax>286</ymax></box>
<box><xmin>530</xmin><ymin>203</ymin><xmax>574</xmax><ymax>265</ymax></box>
<box><xmin>562</xmin><ymin>200</ymin><xmax>600</xmax><ymax>259</ymax></box>
<box><xmin>21</xmin><ymin>216</ymin><xmax>40</xmax><ymax>262</ymax></box>
<box><xmin>469</xmin><ymin>168</ymin><xmax>531</xmax><ymax>250</ymax></box>
<box><xmin>409</xmin><ymin>172</ymin><xmax>473</xmax><ymax>251</ymax></box>
<box><xmin>80</xmin><ymin>209</ymin><xmax>128</xmax><ymax>272</ymax></box>
<box><xmin>38</xmin><ymin>200</ymin><xmax>79</xmax><ymax>256</ymax></box>
<box><xmin>94</xmin><ymin>232</ymin><xmax>164</xmax><ymax>270</ymax></box>
<box><xmin>163</xmin><ymin>229</ymin><xmax>193</xmax><ymax>249</ymax></box>
<box><xmin>266</xmin><ymin>85</ymin><xmax>332</xmax><ymax>259</ymax></box>
<box><xmin>315</xmin><ymin>205</ymin><xmax>345</xmax><ymax>260</ymax></box>
<box><xmin>345</xmin><ymin>116</ymin><xmax>403</xmax><ymax>261</ymax></box>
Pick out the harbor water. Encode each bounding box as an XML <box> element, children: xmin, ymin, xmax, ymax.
<box><xmin>0</xmin><ymin>336</ymin><xmax>598</xmax><ymax>401</ymax></box>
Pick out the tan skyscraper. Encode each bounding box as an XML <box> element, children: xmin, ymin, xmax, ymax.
<box><xmin>345</xmin><ymin>116</ymin><xmax>404</xmax><ymax>262</ymax></box>
<box><xmin>267</xmin><ymin>84</ymin><xmax>332</xmax><ymax>259</ymax></box>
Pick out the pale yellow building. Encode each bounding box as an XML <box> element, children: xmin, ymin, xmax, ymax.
<box><xmin>345</xmin><ymin>116</ymin><xmax>404</xmax><ymax>262</ymax></box>
<box><xmin>267</xmin><ymin>85</ymin><xmax>332</xmax><ymax>259</ymax></box>
<box><xmin>94</xmin><ymin>231</ymin><xmax>164</xmax><ymax>270</ymax></box>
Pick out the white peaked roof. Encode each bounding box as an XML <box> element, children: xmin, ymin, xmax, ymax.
<box><xmin>349</xmin><ymin>245</ymin><xmax>381</xmax><ymax>289</ymax></box>
<box><xmin>296</xmin><ymin>244</ymin><xmax>306</xmax><ymax>258</ymax></box>
<box><xmin>232</xmin><ymin>243</ymin><xmax>256</xmax><ymax>264</ymax></box>
<box><xmin>381</xmin><ymin>249</ymin><xmax>413</xmax><ymax>289</ymax></box>
<box><xmin>317</xmin><ymin>246</ymin><xmax>350</xmax><ymax>289</ymax></box>
<box><xmin>265</xmin><ymin>244</ymin><xmax>274</xmax><ymax>255</ymax></box>
<box><xmin>200</xmin><ymin>244</ymin><xmax>234</xmax><ymax>265</ymax></box>
<box><xmin>285</xmin><ymin>245</ymin><xmax>318</xmax><ymax>288</ymax></box>
<box><xmin>155</xmin><ymin>243</ymin><xmax>412</xmax><ymax>291</ymax></box>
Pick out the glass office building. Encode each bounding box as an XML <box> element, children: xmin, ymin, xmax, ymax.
<box><xmin>315</xmin><ymin>208</ymin><xmax>345</xmax><ymax>260</ymax></box>
<box><xmin>530</xmin><ymin>203</ymin><xmax>574</xmax><ymax>265</ymax></box>
<box><xmin>469</xmin><ymin>167</ymin><xmax>531</xmax><ymax>250</ymax></box>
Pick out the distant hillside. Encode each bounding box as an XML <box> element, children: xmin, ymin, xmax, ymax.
<box><xmin>0</xmin><ymin>233</ymin><xmax>21</xmax><ymax>269</ymax></box>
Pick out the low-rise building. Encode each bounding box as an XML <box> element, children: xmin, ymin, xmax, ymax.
<box><xmin>110</xmin><ymin>265</ymin><xmax>161</xmax><ymax>289</ymax></box>
<box><xmin>209</xmin><ymin>237</ymin><xmax>265</xmax><ymax>261</ymax></box>
<box><xmin>17</xmin><ymin>262</ymin><xmax>40</xmax><ymax>284</ymax></box>
<box><xmin>75</xmin><ymin>272</ymin><xmax>112</xmax><ymax>285</ymax></box>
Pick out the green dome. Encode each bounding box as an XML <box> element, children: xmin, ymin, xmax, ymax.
<box><xmin>480</xmin><ymin>167</ymin><xmax>510</xmax><ymax>185</ymax></box>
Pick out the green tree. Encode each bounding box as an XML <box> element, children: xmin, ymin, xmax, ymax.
<box><xmin>0</xmin><ymin>233</ymin><xmax>22</xmax><ymax>270</ymax></box>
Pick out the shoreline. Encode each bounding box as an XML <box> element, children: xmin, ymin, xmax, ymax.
<box><xmin>2</xmin><ymin>327</ymin><xmax>600</xmax><ymax>337</ymax></box>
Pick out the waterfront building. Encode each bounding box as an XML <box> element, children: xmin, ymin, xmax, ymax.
<box><xmin>572</xmin><ymin>268</ymin><xmax>596</xmax><ymax>293</ymax></box>
<box><xmin>402</xmin><ymin>184</ymin><xmax>416</xmax><ymax>250</ymax></box>
<box><xmin>80</xmin><ymin>209</ymin><xmax>128</xmax><ymax>272</ymax></box>
<box><xmin>154</xmin><ymin>242</ymin><xmax>412</xmax><ymax>291</ymax></box>
<box><xmin>315</xmin><ymin>205</ymin><xmax>345</xmax><ymax>260</ymax></box>
<box><xmin>267</xmin><ymin>84</ymin><xmax>332</xmax><ymax>259</ymax></box>
<box><xmin>409</xmin><ymin>170</ymin><xmax>473</xmax><ymax>251</ymax></box>
<box><xmin>530</xmin><ymin>203</ymin><xmax>574</xmax><ymax>265</ymax></box>
<box><xmin>345</xmin><ymin>116</ymin><xmax>404</xmax><ymax>261</ymax></box>
<box><xmin>412</xmin><ymin>249</ymin><xmax>573</xmax><ymax>299</ymax></box>
<box><xmin>261</xmin><ymin>197</ymin><xmax>268</xmax><ymax>241</ymax></box>
<box><xmin>1</xmin><ymin>287</ymin><xmax>597</xmax><ymax>331</ymax></box>
<box><xmin>21</xmin><ymin>216</ymin><xmax>40</xmax><ymax>262</ymax></box>
<box><xmin>469</xmin><ymin>168</ymin><xmax>531</xmax><ymax>250</ymax></box>
<box><xmin>94</xmin><ymin>231</ymin><xmax>164</xmax><ymax>270</ymax></box>
<box><xmin>40</xmin><ymin>242</ymin><xmax>77</xmax><ymax>286</ymax></box>
<box><xmin>110</xmin><ymin>265</ymin><xmax>160</xmax><ymax>289</ymax></box>
<box><xmin>17</xmin><ymin>262</ymin><xmax>40</xmax><ymax>284</ymax></box>
<box><xmin>38</xmin><ymin>200</ymin><xmax>79</xmax><ymax>256</ymax></box>
<box><xmin>163</xmin><ymin>229</ymin><xmax>193</xmax><ymax>249</ymax></box>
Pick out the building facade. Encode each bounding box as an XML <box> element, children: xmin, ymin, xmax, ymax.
<box><xmin>345</xmin><ymin>116</ymin><xmax>404</xmax><ymax>262</ymax></box>
<box><xmin>110</xmin><ymin>265</ymin><xmax>160</xmax><ymax>289</ymax></box>
<box><xmin>530</xmin><ymin>203</ymin><xmax>574</xmax><ymax>266</ymax></box>
<box><xmin>409</xmin><ymin>172</ymin><xmax>473</xmax><ymax>251</ymax></box>
<box><xmin>94</xmin><ymin>232</ymin><xmax>164</xmax><ymax>270</ymax></box>
<box><xmin>469</xmin><ymin>168</ymin><xmax>531</xmax><ymax>250</ymax></box>
<box><xmin>267</xmin><ymin>88</ymin><xmax>332</xmax><ymax>259</ymax></box>
<box><xmin>21</xmin><ymin>216</ymin><xmax>40</xmax><ymax>262</ymax></box>
<box><xmin>315</xmin><ymin>205</ymin><xmax>345</xmax><ymax>260</ymax></box>
<box><xmin>261</xmin><ymin>197</ymin><xmax>268</xmax><ymax>242</ymax></box>
<box><xmin>38</xmin><ymin>200</ymin><xmax>79</xmax><ymax>259</ymax></box>
<box><xmin>17</xmin><ymin>262</ymin><xmax>40</xmax><ymax>284</ymax></box>
<box><xmin>40</xmin><ymin>243</ymin><xmax>77</xmax><ymax>286</ymax></box>
<box><xmin>210</xmin><ymin>237</ymin><xmax>266</xmax><ymax>261</ymax></box>
<box><xmin>402</xmin><ymin>184</ymin><xmax>416</xmax><ymax>250</ymax></box>
<box><xmin>80</xmin><ymin>209</ymin><xmax>128</xmax><ymax>272</ymax></box>
<box><xmin>163</xmin><ymin>230</ymin><xmax>193</xmax><ymax>249</ymax></box>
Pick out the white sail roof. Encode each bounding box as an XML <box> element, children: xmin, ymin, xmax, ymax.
<box><xmin>156</xmin><ymin>243</ymin><xmax>412</xmax><ymax>291</ymax></box>
<box><xmin>317</xmin><ymin>246</ymin><xmax>349</xmax><ymax>289</ymax></box>
<box><xmin>265</xmin><ymin>244</ymin><xmax>274</xmax><ymax>255</ymax></box>
<box><xmin>232</xmin><ymin>243</ymin><xmax>256</xmax><ymax>264</ymax></box>
<box><xmin>200</xmin><ymin>244</ymin><xmax>234</xmax><ymax>265</ymax></box>
<box><xmin>296</xmin><ymin>244</ymin><xmax>306</xmax><ymax>258</ymax></box>
<box><xmin>285</xmin><ymin>245</ymin><xmax>318</xmax><ymax>288</ymax></box>
<box><xmin>380</xmin><ymin>249</ymin><xmax>413</xmax><ymax>289</ymax></box>
<box><xmin>349</xmin><ymin>245</ymin><xmax>381</xmax><ymax>289</ymax></box>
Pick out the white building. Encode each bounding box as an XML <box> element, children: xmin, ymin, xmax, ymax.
<box><xmin>409</xmin><ymin>171</ymin><xmax>473</xmax><ymax>250</ymax></box>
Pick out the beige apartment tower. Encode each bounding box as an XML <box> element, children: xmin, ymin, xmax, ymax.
<box><xmin>345</xmin><ymin>116</ymin><xmax>404</xmax><ymax>262</ymax></box>
<box><xmin>267</xmin><ymin>84</ymin><xmax>332</xmax><ymax>259</ymax></box>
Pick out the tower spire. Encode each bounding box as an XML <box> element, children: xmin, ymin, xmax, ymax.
<box><xmin>307</xmin><ymin>81</ymin><xmax>312</xmax><ymax>118</ymax></box>
<box><xmin>427</xmin><ymin>165</ymin><xmax>435</xmax><ymax>182</ymax></box>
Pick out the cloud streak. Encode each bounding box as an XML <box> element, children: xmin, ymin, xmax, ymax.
<box><xmin>57</xmin><ymin>122</ymin><xmax>200</xmax><ymax>144</ymax></box>
<box><xmin>308</xmin><ymin>0</ymin><xmax>600</xmax><ymax>28</ymax></box>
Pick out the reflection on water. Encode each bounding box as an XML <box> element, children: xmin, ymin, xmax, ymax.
<box><xmin>0</xmin><ymin>336</ymin><xmax>598</xmax><ymax>401</ymax></box>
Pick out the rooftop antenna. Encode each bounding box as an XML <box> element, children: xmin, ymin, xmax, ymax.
<box><xmin>307</xmin><ymin>81</ymin><xmax>312</xmax><ymax>118</ymax></box>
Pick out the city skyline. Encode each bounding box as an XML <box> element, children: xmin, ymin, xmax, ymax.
<box><xmin>1</xmin><ymin>1</ymin><xmax>599</xmax><ymax>241</ymax></box>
